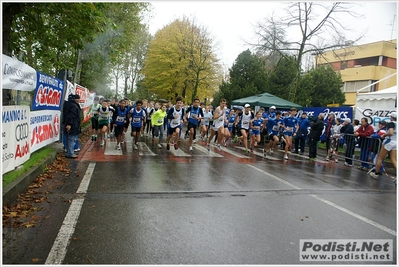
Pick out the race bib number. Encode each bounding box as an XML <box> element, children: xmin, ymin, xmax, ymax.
<box><xmin>133</xmin><ymin>117</ymin><xmax>141</xmax><ymax>123</ymax></box>
<box><xmin>273</xmin><ymin>125</ymin><xmax>280</xmax><ymax>131</ymax></box>
<box><xmin>242</xmin><ymin>120</ymin><xmax>249</xmax><ymax>126</ymax></box>
<box><xmin>286</xmin><ymin>126</ymin><xmax>293</xmax><ymax>132</ymax></box>
<box><xmin>116</xmin><ymin>116</ymin><xmax>125</xmax><ymax>123</ymax></box>
<box><xmin>171</xmin><ymin>119</ymin><xmax>180</xmax><ymax>126</ymax></box>
<box><xmin>253</xmin><ymin>126</ymin><xmax>260</xmax><ymax>130</ymax></box>
<box><xmin>157</xmin><ymin>119</ymin><xmax>163</xmax><ymax>123</ymax></box>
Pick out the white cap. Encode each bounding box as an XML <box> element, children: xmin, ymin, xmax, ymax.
<box><xmin>390</xmin><ymin>111</ymin><xmax>397</xmax><ymax>118</ymax></box>
<box><xmin>344</xmin><ymin>118</ymin><xmax>351</xmax><ymax>123</ymax></box>
<box><xmin>244</xmin><ymin>104</ymin><xmax>250</xmax><ymax>108</ymax></box>
<box><xmin>270</xmin><ymin>106</ymin><xmax>276</xmax><ymax>109</ymax></box>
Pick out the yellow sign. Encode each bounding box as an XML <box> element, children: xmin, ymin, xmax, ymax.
<box><xmin>327</xmin><ymin>104</ymin><xmax>340</xmax><ymax>107</ymax></box>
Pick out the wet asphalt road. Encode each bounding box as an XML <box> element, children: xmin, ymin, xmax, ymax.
<box><xmin>2</xmin><ymin>134</ymin><xmax>397</xmax><ymax>264</ymax></box>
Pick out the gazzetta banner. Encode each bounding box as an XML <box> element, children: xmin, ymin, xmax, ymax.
<box><xmin>2</xmin><ymin>106</ymin><xmax>31</xmax><ymax>174</ymax></box>
<box><xmin>355</xmin><ymin>107</ymin><xmax>396</xmax><ymax>128</ymax></box>
<box><xmin>30</xmin><ymin>110</ymin><xmax>61</xmax><ymax>153</ymax></box>
<box><xmin>2</xmin><ymin>54</ymin><xmax>37</xmax><ymax>91</ymax></box>
<box><xmin>32</xmin><ymin>72</ymin><xmax>65</xmax><ymax>111</ymax></box>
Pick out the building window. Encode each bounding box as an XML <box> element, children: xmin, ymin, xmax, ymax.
<box><xmin>343</xmin><ymin>80</ymin><xmax>373</xmax><ymax>92</ymax></box>
<box><xmin>341</xmin><ymin>61</ymin><xmax>347</xmax><ymax>70</ymax></box>
<box><xmin>353</xmin><ymin>56</ymin><xmax>379</xmax><ymax>67</ymax></box>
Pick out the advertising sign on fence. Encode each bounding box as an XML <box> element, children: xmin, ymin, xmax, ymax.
<box><xmin>31</xmin><ymin>72</ymin><xmax>65</xmax><ymax>111</ymax></box>
<box><xmin>64</xmin><ymin>80</ymin><xmax>76</xmax><ymax>102</ymax></box>
<box><xmin>2</xmin><ymin>105</ymin><xmax>31</xmax><ymax>174</ymax></box>
<box><xmin>75</xmin><ymin>84</ymin><xmax>88</xmax><ymax>108</ymax></box>
<box><xmin>30</xmin><ymin>110</ymin><xmax>61</xmax><ymax>153</ymax></box>
<box><xmin>2</xmin><ymin>54</ymin><xmax>37</xmax><ymax>91</ymax></box>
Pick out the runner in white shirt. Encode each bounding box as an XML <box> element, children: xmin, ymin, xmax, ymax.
<box><xmin>207</xmin><ymin>98</ymin><xmax>227</xmax><ymax>151</ymax></box>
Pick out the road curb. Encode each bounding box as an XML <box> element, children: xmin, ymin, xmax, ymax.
<box><xmin>2</xmin><ymin>147</ymin><xmax>58</xmax><ymax>206</ymax></box>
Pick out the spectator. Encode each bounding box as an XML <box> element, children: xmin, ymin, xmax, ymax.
<box><xmin>330</xmin><ymin>118</ymin><xmax>343</xmax><ymax>163</ymax></box>
<box><xmin>63</xmin><ymin>94</ymin><xmax>81</xmax><ymax>158</ymax></box>
<box><xmin>354</xmin><ymin>117</ymin><xmax>374</xmax><ymax>171</ymax></box>
<box><xmin>308</xmin><ymin>113</ymin><xmax>325</xmax><ymax>160</ymax></box>
<box><xmin>340</xmin><ymin>118</ymin><xmax>355</xmax><ymax>167</ymax></box>
<box><xmin>294</xmin><ymin>112</ymin><xmax>310</xmax><ymax>155</ymax></box>
<box><xmin>324</xmin><ymin>112</ymin><xmax>335</xmax><ymax>161</ymax></box>
<box><xmin>369</xmin><ymin>120</ymin><xmax>387</xmax><ymax>169</ymax></box>
<box><xmin>353</xmin><ymin>119</ymin><xmax>360</xmax><ymax>132</ymax></box>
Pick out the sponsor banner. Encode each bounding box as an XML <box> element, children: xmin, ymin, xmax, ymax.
<box><xmin>82</xmin><ymin>106</ymin><xmax>92</xmax><ymax>123</ymax></box>
<box><xmin>297</xmin><ymin>107</ymin><xmax>353</xmax><ymax>122</ymax></box>
<box><xmin>300</xmin><ymin>239</ymin><xmax>393</xmax><ymax>262</ymax></box>
<box><xmin>2</xmin><ymin>54</ymin><xmax>37</xmax><ymax>91</ymax></box>
<box><xmin>355</xmin><ymin>107</ymin><xmax>396</xmax><ymax>128</ymax></box>
<box><xmin>64</xmin><ymin>80</ymin><xmax>76</xmax><ymax>102</ymax></box>
<box><xmin>2</xmin><ymin>106</ymin><xmax>31</xmax><ymax>174</ymax></box>
<box><xmin>75</xmin><ymin>84</ymin><xmax>88</xmax><ymax>108</ymax></box>
<box><xmin>30</xmin><ymin>110</ymin><xmax>61</xmax><ymax>153</ymax></box>
<box><xmin>85</xmin><ymin>91</ymin><xmax>95</xmax><ymax>109</ymax></box>
<box><xmin>32</xmin><ymin>72</ymin><xmax>65</xmax><ymax>111</ymax></box>
<box><xmin>296</xmin><ymin>107</ymin><xmax>353</xmax><ymax>141</ymax></box>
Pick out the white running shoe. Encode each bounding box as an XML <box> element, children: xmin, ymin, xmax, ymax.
<box><xmin>158</xmin><ymin>144</ymin><xmax>162</xmax><ymax>149</ymax></box>
<box><xmin>189</xmin><ymin>146</ymin><xmax>193</xmax><ymax>151</ymax></box>
<box><xmin>116</xmin><ymin>145</ymin><xmax>121</xmax><ymax>150</ymax></box>
<box><xmin>100</xmin><ymin>140</ymin><xmax>104</xmax><ymax>146</ymax></box>
<box><xmin>134</xmin><ymin>144</ymin><xmax>138</xmax><ymax>150</ymax></box>
<box><xmin>283</xmin><ymin>154</ymin><xmax>289</xmax><ymax>160</ymax></box>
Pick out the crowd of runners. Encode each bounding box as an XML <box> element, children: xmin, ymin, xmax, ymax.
<box><xmin>88</xmin><ymin>96</ymin><xmax>397</xmax><ymax>181</ymax></box>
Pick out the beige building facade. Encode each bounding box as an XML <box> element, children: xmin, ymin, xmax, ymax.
<box><xmin>316</xmin><ymin>40</ymin><xmax>397</xmax><ymax>106</ymax></box>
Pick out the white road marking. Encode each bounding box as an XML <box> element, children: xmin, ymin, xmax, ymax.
<box><xmin>45</xmin><ymin>198</ymin><xmax>84</xmax><ymax>264</ymax></box>
<box><xmin>45</xmin><ymin>162</ymin><xmax>96</xmax><ymax>264</ymax></box>
<box><xmin>249</xmin><ymin>164</ymin><xmax>396</xmax><ymax>237</ymax></box>
<box><xmin>217</xmin><ymin>146</ymin><xmax>249</xmax><ymax>158</ymax></box>
<box><xmin>248</xmin><ymin>165</ymin><xmax>301</xmax><ymax>189</ymax></box>
<box><xmin>103</xmin><ymin>140</ymin><xmax>123</xmax><ymax>155</ymax></box>
<box><xmin>310</xmin><ymin>194</ymin><xmax>396</xmax><ymax>236</ymax></box>
<box><xmin>164</xmin><ymin>143</ymin><xmax>192</xmax><ymax>157</ymax></box>
<box><xmin>193</xmin><ymin>144</ymin><xmax>224</xmax><ymax>157</ymax></box>
<box><xmin>76</xmin><ymin>162</ymin><xmax>96</xmax><ymax>194</ymax></box>
<box><xmin>138</xmin><ymin>142</ymin><xmax>157</xmax><ymax>156</ymax></box>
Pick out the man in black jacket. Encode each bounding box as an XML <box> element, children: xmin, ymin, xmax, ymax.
<box><xmin>340</xmin><ymin>118</ymin><xmax>355</xmax><ymax>166</ymax></box>
<box><xmin>308</xmin><ymin>113</ymin><xmax>325</xmax><ymax>160</ymax></box>
<box><xmin>64</xmin><ymin>94</ymin><xmax>82</xmax><ymax>158</ymax></box>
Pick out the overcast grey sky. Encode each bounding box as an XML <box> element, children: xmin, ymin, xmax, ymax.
<box><xmin>147</xmin><ymin>1</ymin><xmax>397</xmax><ymax>68</ymax></box>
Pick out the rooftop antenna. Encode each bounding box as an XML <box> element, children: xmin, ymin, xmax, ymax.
<box><xmin>390</xmin><ymin>14</ymin><xmax>396</xmax><ymax>41</ymax></box>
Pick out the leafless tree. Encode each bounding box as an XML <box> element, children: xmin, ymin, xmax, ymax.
<box><xmin>248</xmin><ymin>2</ymin><xmax>364</xmax><ymax>101</ymax></box>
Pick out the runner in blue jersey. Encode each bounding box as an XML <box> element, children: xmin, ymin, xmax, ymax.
<box><xmin>282</xmin><ymin>107</ymin><xmax>299</xmax><ymax>160</ymax></box>
<box><xmin>263</xmin><ymin>111</ymin><xmax>283</xmax><ymax>157</ymax></box>
<box><xmin>112</xmin><ymin>99</ymin><xmax>129</xmax><ymax>150</ymax></box>
<box><xmin>129</xmin><ymin>100</ymin><xmax>146</xmax><ymax>150</ymax></box>
<box><xmin>249</xmin><ymin>111</ymin><xmax>264</xmax><ymax>153</ymax></box>
<box><xmin>221</xmin><ymin>107</ymin><xmax>231</xmax><ymax>146</ymax></box>
<box><xmin>227</xmin><ymin>109</ymin><xmax>236</xmax><ymax>145</ymax></box>
<box><xmin>184</xmin><ymin>98</ymin><xmax>204</xmax><ymax>151</ymax></box>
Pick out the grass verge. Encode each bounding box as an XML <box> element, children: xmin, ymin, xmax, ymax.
<box><xmin>2</xmin><ymin>146</ymin><xmax>55</xmax><ymax>187</ymax></box>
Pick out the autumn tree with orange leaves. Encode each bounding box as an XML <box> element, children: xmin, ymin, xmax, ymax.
<box><xmin>140</xmin><ymin>17</ymin><xmax>221</xmax><ymax>104</ymax></box>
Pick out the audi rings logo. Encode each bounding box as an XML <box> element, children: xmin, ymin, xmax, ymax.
<box><xmin>15</xmin><ymin>123</ymin><xmax>29</xmax><ymax>141</ymax></box>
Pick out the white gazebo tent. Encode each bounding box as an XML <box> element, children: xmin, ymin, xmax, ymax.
<box><xmin>355</xmin><ymin>86</ymin><xmax>397</xmax><ymax>126</ymax></box>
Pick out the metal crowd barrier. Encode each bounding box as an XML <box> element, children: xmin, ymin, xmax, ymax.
<box><xmin>327</xmin><ymin>133</ymin><xmax>383</xmax><ymax>167</ymax></box>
